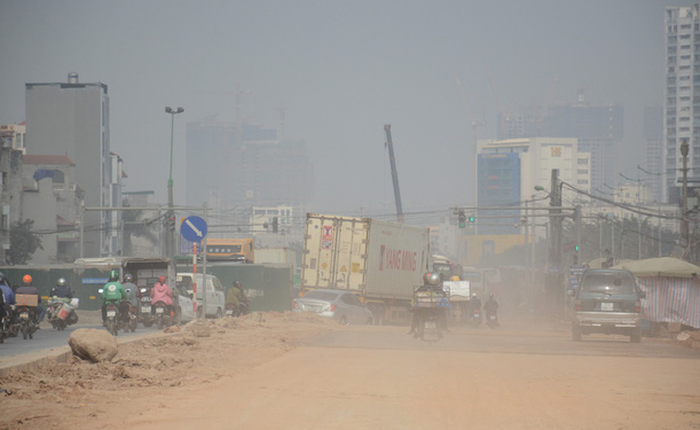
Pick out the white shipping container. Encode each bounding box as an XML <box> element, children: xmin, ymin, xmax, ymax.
<box><xmin>302</xmin><ymin>213</ymin><xmax>430</xmax><ymax>301</ymax></box>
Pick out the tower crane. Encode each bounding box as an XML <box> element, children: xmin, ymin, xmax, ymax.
<box><xmin>384</xmin><ymin>124</ymin><xmax>404</xmax><ymax>224</ymax></box>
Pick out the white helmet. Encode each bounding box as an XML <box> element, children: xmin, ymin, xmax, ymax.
<box><xmin>427</xmin><ymin>273</ymin><xmax>441</xmax><ymax>286</ymax></box>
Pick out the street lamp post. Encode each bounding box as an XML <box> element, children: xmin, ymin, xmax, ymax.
<box><xmin>165</xmin><ymin>106</ymin><xmax>184</xmax><ymax>257</ymax></box>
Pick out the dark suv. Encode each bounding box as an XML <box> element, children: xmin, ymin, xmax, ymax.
<box><xmin>569</xmin><ymin>268</ymin><xmax>646</xmax><ymax>343</ymax></box>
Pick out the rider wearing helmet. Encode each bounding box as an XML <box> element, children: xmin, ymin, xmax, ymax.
<box><xmin>484</xmin><ymin>293</ymin><xmax>498</xmax><ymax>313</ymax></box>
<box><xmin>50</xmin><ymin>277</ymin><xmax>73</xmax><ymax>299</ymax></box>
<box><xmin>16</xmin><ymin>274</ymin><xmax>45</xmax><ymax>323</ymax></box>
<box><xmin>101</xmin><ymin>269</ymin><xmax>127</xmax><ymax>325</ymax></box>
<box><xmin>122</xmin><ymin>273</ymin><xmax>139</xmax><ymax>309</ymax></box>
<box><xmin>150</xmin><ymin>275</ymin><xmax>173</xmax><ymax>316</ymax></box>
<box><xmin>408</xmin><ymin>272</ymin><xmax>450</xmax><ymax>336</ymax></box>
<box><xmin>225</xmin><ymin>280</ymin><xmax>247</xmax><ymax>314</ymax></box>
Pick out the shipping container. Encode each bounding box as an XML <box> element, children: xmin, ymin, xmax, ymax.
<box><xmin>301</xmin><ymin>213</ymin><xmax>430</xmax><ymax>324</ymax></box>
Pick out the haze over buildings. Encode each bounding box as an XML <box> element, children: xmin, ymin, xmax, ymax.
<box><xmin>0</xmin><ymin>1</ymin><xmax>685</xmax><ymax>227</ymax></box>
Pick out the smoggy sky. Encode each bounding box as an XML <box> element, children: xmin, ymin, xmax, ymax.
<box><xmin>0</xmin><ymin>0</ymin><xmax>683</xmax><ymax>221</ymax></box>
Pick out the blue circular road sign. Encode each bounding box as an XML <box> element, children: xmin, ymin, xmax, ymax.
<box><xmin>181</xmin><ymin>215</ymin><xmax>208</xmax><ymax>243</ymax></box>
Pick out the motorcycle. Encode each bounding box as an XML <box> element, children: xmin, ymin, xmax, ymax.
<box><xmin>470</xmin><ymin>308</ymin><xmax>482</xmax><ymax>328</ymax></box>
<box><xmin>152</xmin><ymin>300</ymin><xmax>172</xmax><ymax>329</ymax></box>
<box><xmin>119</xmin><ymin>300</ymin><xmax>138</xmax><ymax>333</ymax></box>
<box><xmin>104</xmin><ymin>301</ymin><xmax>120</xmax><ymax>336</ymax></box>
<box><xmin>486</xmin><ymin>308</ymin><xmax>499</xmax><ymax>329</ymax></box>
<box><xmin>139</xmin><ymin>287</ymin><xmax>153</xmax><ymax>327</ymax></box>
<box><xmin>47</xmin><ymin>297</ymin><xmax>79</xmax><ymax>331</ymax></box>
<box><xmin>225</xmin><ymin>302</ymin><xmax>239</xmax><ymax>317</ymax></box>
<box><xmin>16</xmin><ymin>305</ymin><xmax>39</xmax><ymax>340</ymax></box>
<box><xmin>2</xmin><ymin>305</ymin><xmax>19</xmax><ymax>339</ymax></box>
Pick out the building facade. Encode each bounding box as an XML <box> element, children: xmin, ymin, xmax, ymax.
<box><xmin>498</xmin><ymin>101</ymin><xmax>623</xmax><ymax>197</ymax></box>
<box><xmin>644</xmin><ymin>105</ymin><xmax>664</xmax><ymax>203</ymax></box>
<box><xmin>22</xmin><ymin>155</ymin><xmax>82</xmax><ymax>264</ymax></box>
<box><xmin>25</xmin><ymin>73</ymin><xmax>113</xmax><ymax>257</ymax></box>
<box><xmin>0</xmin><ymin>122</ymin><xmax>26</xmax><ymax>154</ymax></box>
<box><xmin>665</xmin><ymin>4</ymin><xmax>700</xmax><ymax>205</ymax></box>
<box><xmin>476</xmin><ymin>137</ymin><xmax>591</xmax><ymax>235</ymax></box>
<box><xmin>0</xmin><ymin>145</ymin><xmax>24</xmax><ymax>264</ymax></box>
<box><xmin>185</xmin><ymin>118</ymin><xmax>313</xmax><ymax>247</ymax></box>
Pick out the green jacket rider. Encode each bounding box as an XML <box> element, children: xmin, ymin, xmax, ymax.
<box><xmin>101</xmin><ymin>270</ymin><xmax>127</xmax><ymax>323</ymax></box>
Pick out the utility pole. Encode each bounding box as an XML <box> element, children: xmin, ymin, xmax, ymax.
<box><xmin>548</xmin><ymin>169</ymin><xmax>563</xmax><ymax>316</ymax></box>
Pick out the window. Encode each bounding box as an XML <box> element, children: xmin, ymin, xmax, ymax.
<box><xmin>577</xmin><ymin>169</ymin><xmax>588</xmax><ymax>175</ymax></box>
<box><xmin>52</xmin><ymin>170</ymin><xmax>65</xmax><ymax>184</ymax></box>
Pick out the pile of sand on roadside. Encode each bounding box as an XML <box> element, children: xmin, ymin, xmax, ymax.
<box><xmin>0</xmin><ymin>311</ymin><xmax>340</xmax><ymax>404</ymax></box>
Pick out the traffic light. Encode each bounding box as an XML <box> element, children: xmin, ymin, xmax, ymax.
<box><xmin>272</xmin><ymin>216</ymin><xmax>279</xmax><ymax>233</ymax></box>
<box><xmin>458</xmin><ymin>210</ymin><xmax>466</xmax><ymax>228</ymax></box>
<box><xmin>469</xmin><ymin>215</ymin><xmax>475</xmax><ymax>223</ymax></box>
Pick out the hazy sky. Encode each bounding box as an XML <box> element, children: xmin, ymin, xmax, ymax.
<box><xmin>0</xmin><ymin>0</ymin><xmax>684</xmax><ymax>219</ymax></box>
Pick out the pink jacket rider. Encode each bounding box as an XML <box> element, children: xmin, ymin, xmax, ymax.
<box><xmin>150</xmin><ymin>277</ymin><xmax>173</xmax><ymax>306</ymax></box>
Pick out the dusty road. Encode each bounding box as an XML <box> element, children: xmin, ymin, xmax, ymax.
<box><xmin>1</xmin><ymin>313</ymin><xmax>699</xmax><ymax>430</ymax></box>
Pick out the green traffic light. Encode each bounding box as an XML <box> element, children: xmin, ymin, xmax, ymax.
<box><xmin>469</xmin><ymin>216</ymin><xmax>475</xmax><ymax>223</ymax></box>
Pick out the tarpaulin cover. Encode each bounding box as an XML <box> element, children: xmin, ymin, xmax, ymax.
<box><xmin>638</xmin><ymin>276</ymin><xmax>700</xmax><ymax>329</ymax></box>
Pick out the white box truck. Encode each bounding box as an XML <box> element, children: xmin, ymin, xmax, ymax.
<box><xmin>301</xmin><ymin>213</ymin><xmax>430</xmax><ymax>324</ymax></box>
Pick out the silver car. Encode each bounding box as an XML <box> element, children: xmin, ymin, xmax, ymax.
<box><xmin>292</xmin><ymin>289</ymin><xmax>373</xmax><ymax>325</ymax></box>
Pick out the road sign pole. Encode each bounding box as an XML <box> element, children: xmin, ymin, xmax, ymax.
<box><xmin>193</xmin><ymin>243</ymin><xmax>198</xmax><ymax>320</ymax></box>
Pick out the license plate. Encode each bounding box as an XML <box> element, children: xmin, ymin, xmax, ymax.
<box><xmin>19</xmin><ymin>313</ymin><xmax>29</xmax><ymax>319</ymax></box>
<box><xmin>107</xmin><ymin>310</ymin><xmax>116</xmax><ymax>317</ymax></box>
<box><xmin>425</xmin><ymin>321</ymin><xmax>436</xmax><ymax>329</ymax></box>
<box><xmin>226</xmin><ymin>310</ymin><xmax>233</xmax><ymax>315</ymax></box>
<box><xmin>141</xmin><ymin>306</ymin><xmax>150</xmax><ymax>313</ymax></box>
<box><xmin>141</xmin><ymin>298</ymin><xmax>150</xmax><ymax>302</ymax></box>
<box><xmin>156</xmin><ymin>307</ymin><xmax>164</xmax><ymax>314</ymax></box>
<box><xmin>601</xmin><ymin>302</ymin><xmax>614</xmax><ymax>311</ymax></box>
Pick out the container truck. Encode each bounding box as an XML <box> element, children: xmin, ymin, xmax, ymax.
<box><xmin>301</xmin><ymin>213</ymin><xmax>430</xmax><ymax>324</ymax></box>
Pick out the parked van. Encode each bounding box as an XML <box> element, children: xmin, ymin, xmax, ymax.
<box><xmin>176</xmin><ymin>273</ymin><xmax>226</xmax><ymax>318</ymax></box>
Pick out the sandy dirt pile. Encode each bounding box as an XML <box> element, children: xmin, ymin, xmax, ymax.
<box><xmin>0</xmin><ymin>312</ymin><xmax>340</xmax><ymax>430</ymax></box>
<box><xmin>677</xmin><ymin>330</ymin><xmax>700</xmax><ymax>350</ymax></box>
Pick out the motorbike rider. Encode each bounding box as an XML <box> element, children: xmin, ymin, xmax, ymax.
<box><xmin>0</xmin><ymin>272</ymin><xmax>15</xmax><ymax>308</ymax></box>
<box><xmin>225</xmin><ymin>280</ymin><xmax>248</xmax><ymax>315</ymax></box>
<box><xmin>16</xmin><ymin>274</ymin><xmax>45</xmax><ymax>323</ymax></box>
<box><xmin>49</xmin><ymin>277</ymin><xmax>78</xmax><ymax>325</ymax></box>
<box><xmin>408</xmin><ymin>272</ymin><xmax>450</xmax><ymax>337</ymax></box>
<box><xmin>122</xmin><ymin>273</ymin><xmax>140</xmax><ymax>310</ymax></box>
<box><xmin>470</xmin><ymin>293</ymin><xmax>482</xmax><ymax>316</ymax></box>
<box><xmin>484</xmin><ymin>293</ymin><xmax>499</xmax><ymax>324</ymax></box>
<box><xmin>50</xmin><ymin>277</ymin><xmax>73</xmax><ymax>299</ymax></box>
<box><xmin>101</xmin><ymin>270</ymin><xmax>127</xmax><ymax>325</ymax></box>
<box><xmin>150</xmin><ymin>275</ymin><xmax>173</xmax><ymax>317</ymax></box>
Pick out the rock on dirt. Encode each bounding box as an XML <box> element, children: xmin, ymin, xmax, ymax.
<box><xmin>676</xmin><ymin>330</ymin><xmax>700</xmax><ymax>350</ymax></box>
<box><xmin>68</xmin><ymin>328</ymin><xmax>118</xmax><ymax>363</ymax></box>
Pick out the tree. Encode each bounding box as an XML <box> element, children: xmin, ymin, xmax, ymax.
<box><xmin>7</xmin><ymin>219</ymin><xmax>43</xmax><ymax>265</ymax></box>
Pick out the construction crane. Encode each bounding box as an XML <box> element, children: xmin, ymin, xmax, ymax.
<box><xmin>384</xmin><ymin>124</ymin><xmax>404</xmax><ymax>224</ymax></box>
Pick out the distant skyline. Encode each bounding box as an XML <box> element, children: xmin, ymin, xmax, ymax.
<box><xmin>0</xmin><ymin>0</ymin><xmax>685</xmax><ymax>220</ymax></box>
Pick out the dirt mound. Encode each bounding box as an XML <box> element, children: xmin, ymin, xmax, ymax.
<box><xmin>0</xmin><ymin>311</ymin><xmax>340</xmax><ymax>430</ymax></box>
